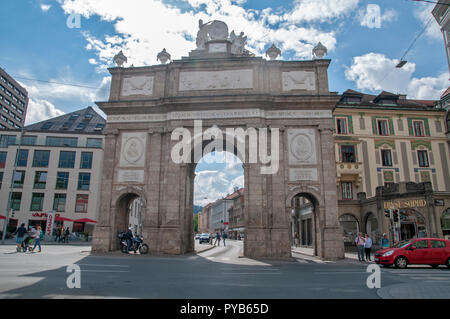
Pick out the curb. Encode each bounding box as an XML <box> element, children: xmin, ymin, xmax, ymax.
<box><xmin>195</xmin><ymin>245</ymin><xmax>216</xmax><ymax>254</ymax></box>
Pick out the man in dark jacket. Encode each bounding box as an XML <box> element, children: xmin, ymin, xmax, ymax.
<box><xmin>14</xmin><ymin>223</ymin><xmax>27</xmax><ymax>252</ymax></box>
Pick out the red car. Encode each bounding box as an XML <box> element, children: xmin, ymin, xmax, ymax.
<box><xmin>374</xmin><ymin>238</ymin><xmax>450</xmax><ymax>269</ymax></box>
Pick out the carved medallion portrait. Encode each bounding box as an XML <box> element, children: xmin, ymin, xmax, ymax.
<box><xmin>288</xmin><ymin>129</ymin><xmax>317</xmax><ymax>165</ymax></box>
<box><xmin>119</xmin><ymin>133</ymin><xmax>147</xmax><ymax>168</ymax></box>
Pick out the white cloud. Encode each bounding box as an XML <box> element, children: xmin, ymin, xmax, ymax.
<box><xmin>359</xmin><ymin>5</ymin><xmax>396</xmax><ymax>29</ymax></box>
<box><xmin>414</xmin><ymin>3</ymin><xmax>442</xmax><ymax>40</ymax></box>
<box><xmin>25</xmin><ymin>98</ymin><xmax>65</xmax><ymax>125</ymax></box>
<box><xmin>40</xmin><ymin>4</ymin><xmax>52</xmax><ymax>12</ymax></box>
<box><xmin>56</xmin><ymin>0</ymin><xmax>347</xmax><ymax>66</ymax></box>
<box><xmin>345</xmin><ymin>52</ymin><xmax>448</xmax><ymax>99</ymax></box>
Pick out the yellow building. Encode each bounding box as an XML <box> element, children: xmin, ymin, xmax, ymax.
<box><xmin>333</xmin><ymin>90</ymin><xmax>450</xmax><ymax>248</ymax></box>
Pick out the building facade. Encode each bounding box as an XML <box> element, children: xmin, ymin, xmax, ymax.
<box><xmin>432</xmin><ymin>0</ymin><xmax>450</xmax><ymax>73</ymax></box>
<box><xmin>0</xmin><ymin>107</ymin><xmax>105</xmax><ymax>237</ymax></box>
<box><xmin>227</xmin><ymin>188</ymin><xmax>244</xmax><ymax>240</ymax></box>
<box><xmin>198</xmin><ymin>203</ymin><xmax>212</xmax><ymax>234</ymax></box>
<box><xmin>0</xmin><ymin>67</ymin><xmax>29</xmax><ymax>130</ymax></box>
<box><xmin>333</xmin><ymin>90</ymin><xmax>450</xmax><ymax>247</ymax></box>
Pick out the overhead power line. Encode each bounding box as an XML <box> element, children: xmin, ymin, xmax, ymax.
<box><xmin>411</xmin><ymin>0</ymin><xmax>450</xmax><ymax>6</ymax></box>
<box><xmin>11</xmin><ymin>75</ymin><xmax>109</xmax><ymax>91</ymax></box>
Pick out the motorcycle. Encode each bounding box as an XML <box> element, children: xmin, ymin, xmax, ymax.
<box><xmin>117</xmin><ymin>232</ymin><xmax>149</xmax><ymax>254</ymax></box>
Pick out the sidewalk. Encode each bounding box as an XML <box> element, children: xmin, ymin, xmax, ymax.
<box><xmin>1</xmin><ymin>238</ymin><xmax>92</xmax><ymax>246</ymax></box>
<box><xmin>194</xmin><ymin>242</ymin><xmax>215</xmax><ymax>254</ymax></box>
<box><xmin>291</xmin><ymin>246</ymin><xmax>376</xmax><ymax>263</ymax></box>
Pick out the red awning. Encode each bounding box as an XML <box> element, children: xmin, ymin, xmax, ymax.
<box><xmin>75</xmin><ymin>218</ymin><xmax>97</xmax><ymax>224</ymax></box>
<box><xmin>55</xmin><ymin>216</ymin><xmax>75</xmax><ymax>222</ymax></box>
<box><xmin>0</xmin><ymin>215</ymin><xmax>5</xmax><ymax>220</ymax></box>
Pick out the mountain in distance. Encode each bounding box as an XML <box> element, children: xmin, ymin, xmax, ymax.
<box><xmin>193</xmin><ymin>205</ymin><xmax>203</xmax><ymax>215</ymax></box>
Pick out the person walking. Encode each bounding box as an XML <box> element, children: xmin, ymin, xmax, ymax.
<box><xmin>222</xmin><ymin>232</ymin><xmax>227</xmax><ymax>247</ymax></box>
<box><xmin>214</xmin><ymin>232</ymin><xmax>220</xmax><ymax>246</ymax></box>
<box><xmin>60</xmin><ymin>226</ymin><xmax>66</xmax><ymax>243</ymax></box>
<box><xmin>54</xmin><ymin>227</ymin><xmax>61</xmax><ymax>242</ymax></box>
<box><xmin>364</xmin><ymin>234</ymin><xmax>373</xmax><ymax>261</ymax></box>
<box><xmin>64</xmin><ymin>227</ymin><xmax>70</xmax><ymax>244</ymax></box>
<box><xmin>32</xmin><ymin>226</ymin><xmax>43</xmax><ymax>252</ymax></box>
<box><xmin>13</xmin><ymin>223</ymin><xmax>28</xmax><ymax>253</ymax></box>
<box><xmin>355</xmin><ymin>233</ymin><xmax>366</xmax><ymax>262</ymax></box>
<box><xmin>381</xmin><ymin>233</ymin><xmax>390</xmax><ymax>249</ymax></box>
<box><xmin>294</xmin><ymin>232</ymin><xmax>300</xmax><ymax>248</ymax></box>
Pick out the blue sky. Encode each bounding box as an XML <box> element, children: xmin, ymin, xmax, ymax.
<box><xmin>0</xmin><ymin>0</ymin><xmax>448</xmax><ymax>205</ymax></box>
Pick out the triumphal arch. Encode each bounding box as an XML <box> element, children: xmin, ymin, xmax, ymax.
<box><xmin>92</xmin><ymin>20</ymin><xmax>345</xmax><ymax>260</ymax></box>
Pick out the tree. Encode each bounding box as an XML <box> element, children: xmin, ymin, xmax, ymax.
<box><xmin>193</xmin><ymin>214</ymin><xmax>198</xmax><ymax>233</ymax></box>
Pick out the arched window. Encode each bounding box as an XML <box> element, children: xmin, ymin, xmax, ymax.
<box><xmin>442</xmin><ymin>208</ymin><xmax>450</xmax><ymax>237</ymax></box>
<box><xmin>339</xmin><ymin>214</ymin><xmax>359</xmax><ymax>245</ymax></box>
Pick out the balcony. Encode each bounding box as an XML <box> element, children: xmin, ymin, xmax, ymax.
<box><xmin>336</xmin><ymin>162</ymin><xmax>363</xmax><ymax>187</ymax></box>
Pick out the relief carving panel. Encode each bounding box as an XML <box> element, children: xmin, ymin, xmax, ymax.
<box><xmin>288</xmin><ymin>129</ymin><xmax>317</xmax><ymax>165</ymax></box>
<box><xmin>119</xmin><ymin>132</ymin><xmax>147</xmax><ymax>167</ymax></box>
<box><xmin>179</xmin><ymin>69</ymin><xmax>253</xmax><ymax>91</ymax></box>
<box><xmin>121</xmin><ymin>76</ymin><xmax>154</xmax><ymax>96</ymax></box>
<box><xmin>282</xmin><ymin>71</ymin><xmax>316</xmax><ymax>91</ymax></box>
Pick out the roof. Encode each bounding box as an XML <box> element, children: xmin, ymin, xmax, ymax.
<box><xmin>338</xmin><ymin>89</ymin><xmax>439</xmax><ymax>111</ymax></box>
<box><xmin>25</xmin><ymin>106</ymin><xmax>106</xmax><ymax>134</ymax></box>
<box><xmin>224</xmin><ymin>188</ymin><xmax>244</xmax><ymax>200</ymax></box>
<box><xmin>441</xmin><ymin>86</ymin><xmax>450</xmax><ymax>99</ymax></box>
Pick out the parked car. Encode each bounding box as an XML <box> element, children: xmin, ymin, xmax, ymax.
<box><xmin>374</xmin><ymin>238</ymin><xmax>450</xmax><ymax>269</ymax></box>
<box><xmin>195</xmin><ymin>234</ymin><xmax>201</xmax><ymax>240</ymax></box>
<box><xmin>199</xmin><ymin>233</ymin><xmax>210</xmax><ymax>244</ymax></box>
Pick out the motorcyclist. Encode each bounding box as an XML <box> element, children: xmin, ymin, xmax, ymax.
<box><xmin>125</xmin><ymin>227</ymin><xmax>134</xmax><ymax>251</ymax></box>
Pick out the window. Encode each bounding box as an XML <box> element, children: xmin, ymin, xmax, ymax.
<box><xmin>80</xmin><ymin>152</ymin><xmax>93</xmax><ymax>169</ymax></box>
<box><xmin>46</xmin><ymin>137</ymin><xmax>78</xmax><ymax>147</ymax></box>
<box><xmin>16</xmin><ymin>149</ymin><xmax>28</xmax><ymax>167</ymax></box>
<box><xmin>11</xmin><ymin>193</ymin><xmax>22</xmax><ymax>211</ymax></box>
<box><xmin>75</xmin><ymin>194</ymin><xmax>89</xmax><ymax>213</ymax></box>
<box><xmin>56</xmin><ymin>172</ymin><xmax>69</xmax><ymax>190</ymax></box>
<box><xmin>53</xmin><ymin>194</ymin><xmax>67</xmax><ymax>212</ymax></box>
<box><xmin>381</xmin><ymin>149</ymin><xmax>392</xmax><ymax>167</ymax></box>
<box><xmin>341</xmin><ymin>182</ymin><xmax>353</xmax><ymax>200</ymax></box>
<box><xmin>430</xmin><ymin>240</ymin><xmax>446</xmax><ymax>248</ymax></box>
<box><xmin>0</xmin><ymin>151</ymin><xmax>6</xmax><ymax>168</ymax></box>
<box><xmin>12</xmin><ymin>171</ymin><xmax>25</xmax><ymax>188</ymax></box>
<box><xmin>21</xmin><ymin>136</ymin><xmax>36</xmax><ymax>146</ymax></box>
<box><xmin>0</xmin><ymin>172</ymin><xmax>3</xmax><ymax>189</ymax></box>
<box><xmin>41</xmin><ymin>122</ymin><xmax>53</xmax><ymax>130</ymax></box>
<box><xmin>84</xmin><ymin>114</ymin><xmax>93</xmax><ymax>121</ymax></box>
<box><xmin>413</xmin><ymin>121</ymin><xmax>425</xmax><ymax>137</ymax></box>
<box><xmin>341</xmin><ymin>145</ymin><xmax>356</xmax><ymax>163</ymax></box>
<box><xmin>30</xmin><ymin>193</ymin><xmax>45</xmax><ymax>211</ymax></box>
<box><xmin>58</xmin><ymin>151</ymin><xmax>76</xmax><ymax>168</ymax></box>
<box><xmin>69</xmin><ymin>114</ymin><xmax>80</xmax><ymax>121</ymax></box>
<box><xmin>336</xmin><ymin>118</ymin><xmax>348</xmax><ymax>134</ymax></box>
<box><xmin>32</xmin><ymin>150</ymin><xmax>50</xmax><ymax>167</ymax></box>
<box><xmin>95</xmin><ymin>123</ymin><xmax>105</xmax><ymax>131</ymax></box>
<box><xmin>33</xmin><ymin>171</ymin><xmax>48</xmax><ymax>189</ymax></box>
<box><xmin>0</xmin><ymin>135</ymin><xmax>16</xmax><ymax>147</ymax></box>
<box><xmin>76</xmin><ymin>123</ymin><xmax>86</xmax><ymax>131</ymax></box>
<box><xmin>411</xmin><ymin>240</ymin><xmax>429</xmax><ymax>249</ymax></box>
<box><xmin>78</xmin><ymin>173</ymin><xmax>91</xmax><ymax>190</ymax></box>
<box><xmin>377</xmin><ymin>119</ymin><xmax>389</xmax><ymax>136</ymax></box>
<box><xmin>86</xmin><ymin>138</ymin><xmax>102</xmax><ymax>148</ymax></box>
<box><xmin>418</xmin><ymin>150</ymin><xmax>429</xmax><ymax>167</ymax></box>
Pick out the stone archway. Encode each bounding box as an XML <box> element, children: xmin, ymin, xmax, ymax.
<box><xmin>92</xmin><ymin>20</ymin><xmax>345</xmax><ymax>260</ymax></box>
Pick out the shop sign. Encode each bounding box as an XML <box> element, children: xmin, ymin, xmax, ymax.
<box><xmin>384</xmin><ymin>199</ymin><xmax>427</xmax><ymax>209</ymax></box>
<box><xmin>46</xmin><ymin>211</ymin><xmax>56</xmax><ymax>237</ymax></box>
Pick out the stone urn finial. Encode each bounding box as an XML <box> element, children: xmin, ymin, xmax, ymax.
<box><xmin>157</xmin><ymin>48</ymin><xmax>171</xmax><ymax>64</ymax></box>
<box><xmin>312</xmin><ymin>42</ymin><xmax>327</xmax><ymax>59</ymax></box>
<box><xmin>265</xmin><ymin>44</ymin><xmax>281</xmax><ymax>61</ymax></box>
<box><xmin>113</xmin><ymin>50</ymin><xmax>127</xmax><ymax>67</ymax></box>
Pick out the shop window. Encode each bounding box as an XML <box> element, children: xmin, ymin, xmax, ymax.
<box><xmin>72</xmin><ymin>222</ymin><xmax>85</xmax><ymax>233</ymax></box>
<box><xmin>442</xmin><ymin>209</ymin><xmax>450</xmax><ymax>236</ymax></box>
<box><xmin>341</xmin><ymin>145</ymin><xmax>356</xmax><ymax>163</ymax></box>
<box><xmin>418</xmin><ymin>150</ymin><xmax>429</xmax><ymax>167</ymax></box>
<box><xmin>339</xmin><ymin>214</ymin><xmax>359</xmax><ymax>245</ymax></box>
<box><xmin>341</xmin><ymin>182</ymin><xmax>353</xmax><ymax>200</ymax></box>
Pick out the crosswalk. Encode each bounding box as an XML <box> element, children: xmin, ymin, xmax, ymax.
<box><xmin>384</xmin><ymin>268</ymin><xmax>450</xmax><ymax>283</ymax></box>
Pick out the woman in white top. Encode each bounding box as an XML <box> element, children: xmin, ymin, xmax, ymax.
<box><xmin>364</xmin><ymin>234</ymin><xmax>373</xmax><ymax>261</ymax></box>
